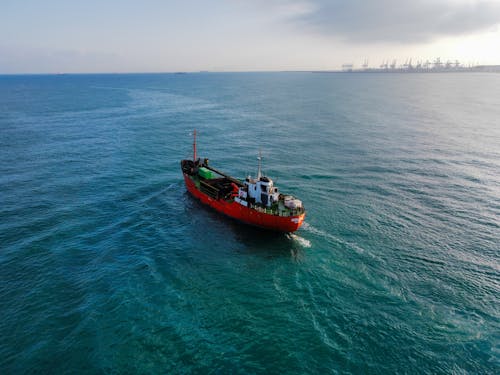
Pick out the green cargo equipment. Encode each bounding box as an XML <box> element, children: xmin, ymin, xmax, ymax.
<box><xmin>198</xmin><ymin>167</ymin><xmax>213</xmax><ymax>179</ymax></box>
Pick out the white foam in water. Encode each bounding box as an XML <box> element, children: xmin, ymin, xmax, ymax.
<box><xmin>165</xmin><ymin>183</ymin><xmax>177</xmax><ymax>191</ymax></box>
<box><xmin>301</xmin><ymin>222</ymin><xmax>336</xmax><ymax>241</ymax></box>
<box><xmin>301</xmin><ymin>222</ymin><xmax>365</xmax><ymax>254</ymax></box>
<box><xmin>287</xmin><ymin>233</ymin><xmax>312</xmax><ymax>248</ymax></box>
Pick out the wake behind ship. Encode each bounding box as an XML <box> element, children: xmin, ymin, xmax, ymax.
<box><xmin>181</xmin><ymin>131</ymin><xmax>305</xmax><ymax>232</ymax></box>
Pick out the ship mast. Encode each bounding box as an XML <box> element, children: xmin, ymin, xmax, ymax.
<box><xmin>257</xmin><ymin>149</ymin><xmax>262</xmax><ymax>179</ymax></box>
<box><xmin>193</xmin><ymin>129</ymin><xmax>197</xmax><ymax>161</ymax></box>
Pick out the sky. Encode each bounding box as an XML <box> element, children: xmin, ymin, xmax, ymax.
<box><xmin>1</xmin><ymin>0</ymin><xmax>500</xmax><ymax>73</ymax></box>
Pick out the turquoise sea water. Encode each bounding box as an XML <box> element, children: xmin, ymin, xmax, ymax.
<box><xmin>1</xmin><ymin>72</ymin><xmax>499</xmax><ymax>373</ymax></box>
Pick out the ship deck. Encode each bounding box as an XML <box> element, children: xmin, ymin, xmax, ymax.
<box><xmin>181</xmin><ymin>159</ymin><xmax>305</xmax><ymax>217</ymax></box>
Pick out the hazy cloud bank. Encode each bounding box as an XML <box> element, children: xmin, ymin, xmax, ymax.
<box><xmin>280</xmin><ymin>0</ymin><xmax>500</xmax><ymax>43</ymax></box>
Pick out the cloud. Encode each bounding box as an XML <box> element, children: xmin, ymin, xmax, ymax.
<box><xmin>283</xmin><ymin>0</ymin><xmax>500</xmax><ymax>43</ymax></box>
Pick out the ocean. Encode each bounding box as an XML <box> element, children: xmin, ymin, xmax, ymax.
<box><xmin>1</xmin><ymin>72</ymin><xmax>499</xmax><ymax>373</ymax></box>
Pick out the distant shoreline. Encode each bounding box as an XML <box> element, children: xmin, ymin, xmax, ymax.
<box><xmin>1</xmin><ymin>66</ymin><xmax>500</xmax><ymax>76</ymax></box>
<box><xmin>310</xmin><ymin>65</ymin><xmax>500</xmax><ymax>74</ymax></box>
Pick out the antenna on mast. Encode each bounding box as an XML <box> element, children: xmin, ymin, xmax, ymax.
<box><xmin>193</xmin><ymin>129</ymin><xmax>197</xmax><ymax>161</ymax></box>
<box><xmin>257</xmin><ymin>149</ymin><xmax>262</xmax><ymax>179</ymax></box>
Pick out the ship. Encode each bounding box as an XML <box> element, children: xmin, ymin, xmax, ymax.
<box><xmin>181</xmin><ymin>131</ymin><xmax>306</xmax><ymax>232</ymax></box>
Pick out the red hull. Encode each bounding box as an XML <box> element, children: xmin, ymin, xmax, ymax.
<box><xmin>183</xmin><ymin>174</ymin><xmax>305</xmax><ymax>232</ymax></box>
